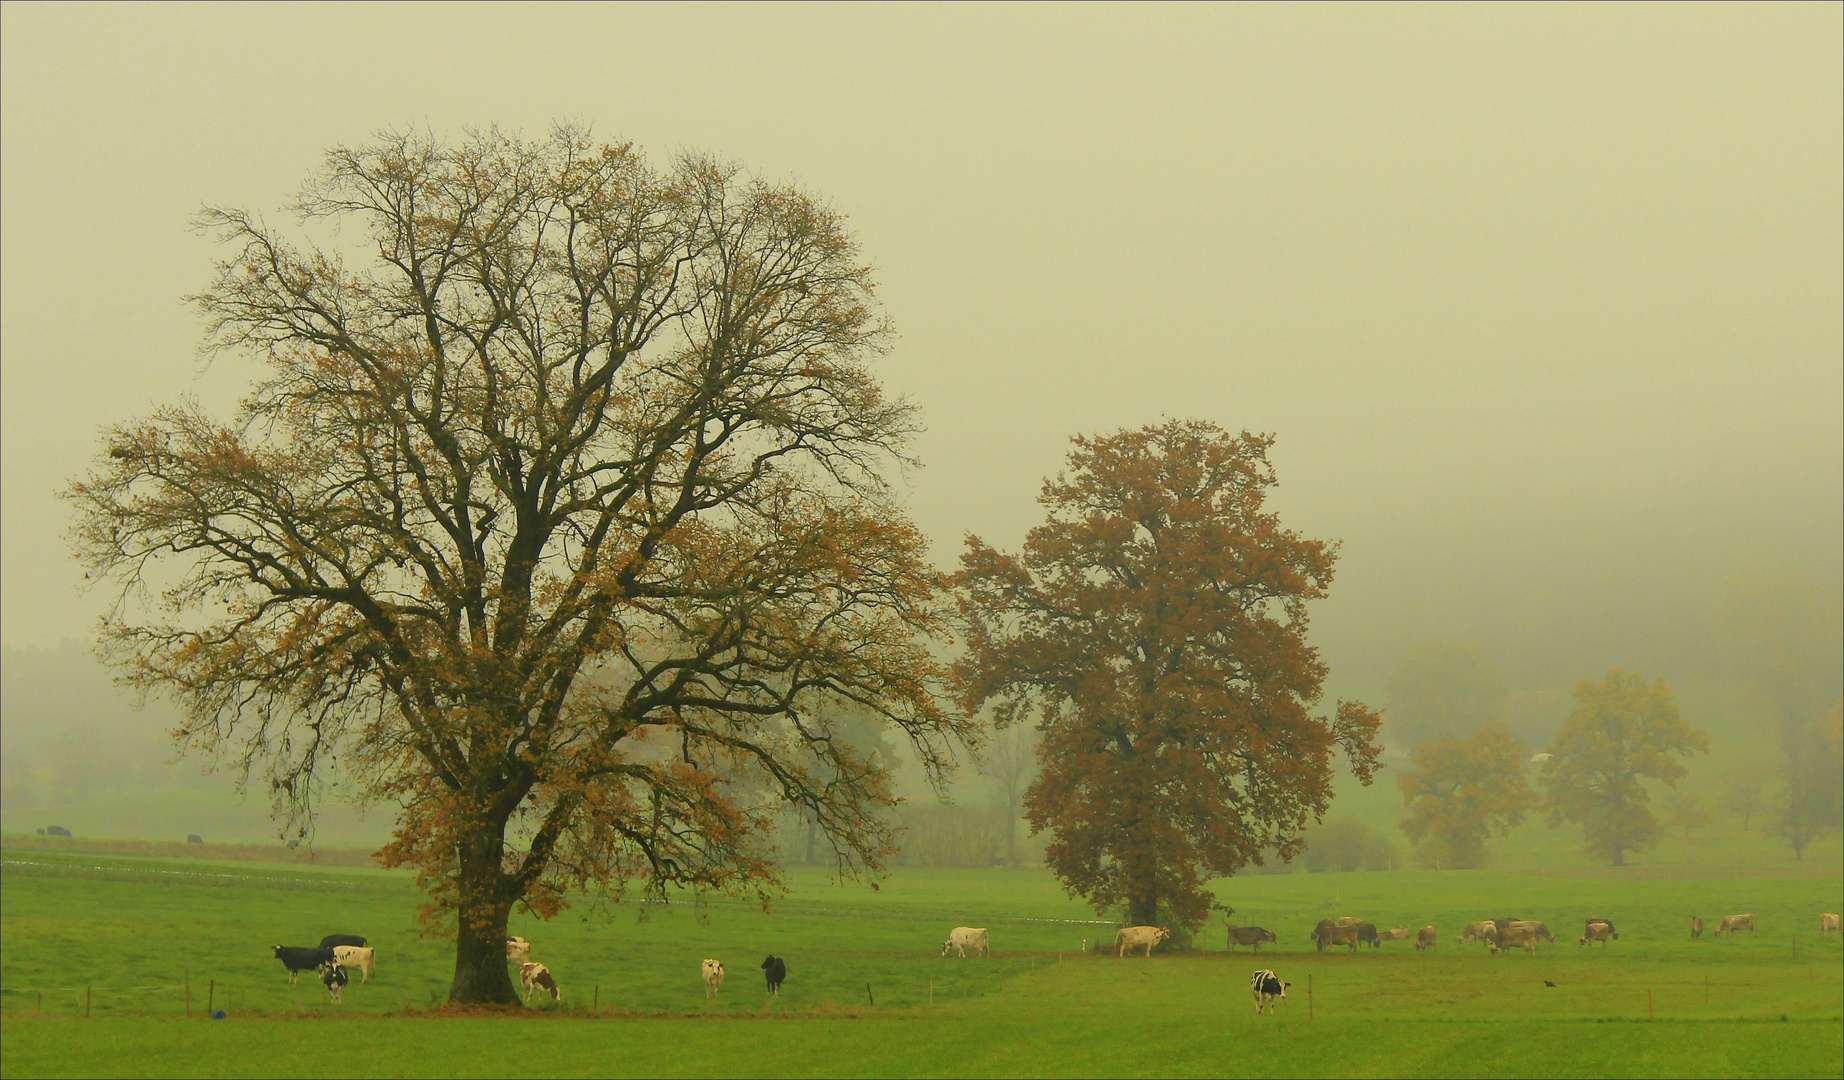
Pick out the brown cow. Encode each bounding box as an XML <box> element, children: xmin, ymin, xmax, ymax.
<box><xmin>1415</xmin><ymin>926</ymin><xmax>1437</xmax><ymax>951</ymax></box>
<box><xmin>1716</xmin><ymin>914</ymin><xmax>1755</xmax><ymax>938</ymax></box>
<box><xmin>1689</xmin><ymin>915</ymin><xmax>1704</xmax><ymax>940</ymax></box>
<box><xmin>1578</xmin><ymin>919</ymin><xmax>1617</xmax><ymax>947</ymax></box>
<box><xmin>1227</xmin><ymin>926</ymin><xmax>1277</xmax><ymax>952</ymax></box>
<box><xmin>1311</xmin><ymin>919</ymin><xmax>1359</xmax><ymax>953</ymax></box>
<box><xmin>1458</xmin><ymin>921</ymin><xmax>1496</xmax><ymax>946</ymax></box>
<box><xmin>1489</xmin><ymin>925</ymin><xmax>1537</xmax><ymax>955</ymax></box>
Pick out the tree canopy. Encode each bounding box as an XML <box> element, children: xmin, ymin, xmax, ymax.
<box><xmin>67</xmin><ymin>127</ymin><xmax>970</xmax><ymax>1002</ymax></box>
<box><xmin>1540</xmin><ymin>671</ymin><xmax>1707</xmax><ymax>865</ymax></box>
<box><xmin>952</xmin><ymin>420</ymin><xmax>1380</xmax><ymax>930</ymax></box>
<box><xmin>1395</xmin><ymin>722</ymin><xmax>1535</xmax><ymax>869</ymax></box>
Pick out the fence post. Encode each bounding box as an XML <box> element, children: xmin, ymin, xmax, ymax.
<box><xmin>208</xmin><ymin>979</ymin><xmax>215</xmax><ymax>1015</ymax></box>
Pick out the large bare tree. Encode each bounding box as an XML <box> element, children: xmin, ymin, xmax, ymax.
<box><xmin>67</xmin><ymin>128</ymin><xmax>969</xmax><ymax>1003</ymax></box>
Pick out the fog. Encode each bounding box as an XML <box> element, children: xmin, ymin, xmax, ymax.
<box><xmin>2</xmin><ymin>5</ymin><xmax>1837</xmax><ymax>853</ymax></box>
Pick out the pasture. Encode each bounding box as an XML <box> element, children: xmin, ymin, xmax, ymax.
<box><xmin>1</xmin><ymin>842</ymin><xmax>1839</xmax><ymax>1078</ymax></box>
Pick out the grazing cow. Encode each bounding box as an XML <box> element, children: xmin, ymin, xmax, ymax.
<box><xmin>1507</xmin><ymin>920</ymin><xmax>1555</xmax><ymax>945</ymax></box>
<box><xmin>1578</xmin><ymin>919</ymin><xmax>1617</xmax><ymax>947</ymax></box>
<box><xmin>1489</xmin><ymin>925</ymin><xmax>1537</xmax><ymax>955</ymax></box>
<box><xmin>319</xmin><ymin>962</ymin><xmax>349</xmax><ymax>1003</ymax></box>
<box><xmin>319</xmin><ymin>934</ymin><xmax>367</xmax><ymax>950</ymax></box>
<box><xmin>332</xmin><ymin>945</ymin><xmax>375</xmax><ymax>984</ymax></box>
<box><xmin>1116</xmin><ymin>926</ymin><xmax>1171</xmax><ymax>957</ymax></box>
<box><xmin>519</xmin><ymin>962</ymin><xmax>561</xmax><ymax>1002</ymax></box>
<box><xmin>1821</xmin><ymin>913</ymin><xmax>1841</xmax><ymax>935</ymax></box>
<box><xmin>1415</xmin><ymin>926</ymin><xmax>1437</xmax><ymax>951</ymax></box>
<box><xmin>1716</xmin><ymin>914</ymin><xmax>1755</xmax><ymax>938</ymax></box>
<box><xmin>1377</xmin><ymin>927</ymin><xmax>1412</xmax><ymax>942</ymax></box>
<box><xmin>1250</xmin><ymin>969</ymin><xmax>1288</xmax><ymax>1015</ymax></box>
<box><xmin>506</xmin><ymin>937</ymin><xmax>532</xmax><ymax>964</ymax></box>
<box><xmin>272</xmin><ymin>945</ymin><xmax>336</xmax><ymax>983</ymax></box>
<box><xmin>1226</xmin><ymin>925</ymin><xmax>1277</xmax><ymax>952</ymax></box>
<box><xmin>1311</xmin><ymin>920</ymin><xmax>1360</xmax><ymax>953</ymax></box>
<box><xmin>1689</xmin><ymin>916</ymin><xmax>1704</xmax><ymax>940</ymax></box>
<box><xmin>702</xmin><ymin>958</ymin><xmax>725</xmax><ymax>999</ymax></box>
<box><xmin>1353</xmin><ymin>921</ymin><xmax>1381</xmax><ymax>948</ymax></box>
<box><xmin>1458</xmin><ymin>921</ymin><xmax>1496</xmax><ymax>946</ymax></box>
<box><xmin>941</xmin><ymin>927</ymin><xmax>991</xmax><ymax>958</ymax></box>
<box><xmin>761</xmin><ymin>955</ymin><xmax>787</xmax><ymax>996</ymax></box>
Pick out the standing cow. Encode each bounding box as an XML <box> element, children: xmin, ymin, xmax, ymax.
<box><xmin>1250</xmin><ymin>969</ymin><xmax>1288</xmax><ymax>1015</ymax></box>
<box><xmin>701</xmin><ymin>958</ymin><xmax>725</xmax><ymax>999</ymax></box>
<box><xmin>1716</xmin><ymin>914</ymin><xmax>1755</xmax><ymax>938</ymax></box>
<box><xmin>1689</xmin><ymin>916</ymin><xmax>1704</xmax><ymax>940</ymax></box>
<box><xmin>1458</xmin><ymin>921</ymin><xmax>1496</xmax><ymax>946</ymax></box>
<box><xmin>1821</xmin><ymin>913</ymin><xmax>1841</xmax><ymax>935</ymax></box>
<box><xmin>1116</xmin><ymin>926</ymin><xmax>1170</xmax><ymax>957</ymax></box>
<box><xmin>332</xmin><ymin>945</ymin><xmax>375</xmax><ymax>984</ymax></box>
<box><xmin>941</xmin><ymin>927</ymin><xmax>990</xmax><ymax>958</ymax></box>
<box><xmin>1311</xmin><ymin>920</ymin><xmax>1359</xmax><ymax>953</ymax></box>
<box><xmin>319</xmin><ymin>962</ymin><xmax>349</xmax><ymax>1003</ymax></box>
<box><xmin>519</xmin><ymin>962</ymin><xmax>561</xmax><ymax>1002</ymax></box>
<box><xmin>1415</xmin><ymin>926</ymin><xmax>1437</xmax><ymax>951</ymax></box>
<box><xmin>761</xmin><ymin>955</ymin><xmax>787</xmax><ymax>997</ymax></box>
<box><xmin>272</xmin><ymin>946</ymin><xmax>336</xmax><ymax>983</ymax></box>
<box><xmin>1579</xmin><ymin>919</ymin><xmax>1617</xmax><ymax>947</ymax></box>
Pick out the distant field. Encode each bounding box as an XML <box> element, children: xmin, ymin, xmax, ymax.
<box><xmin>1</xmin><ymin>845</ymin><xmax>1839</xmax><ymax>1077</ymax></box>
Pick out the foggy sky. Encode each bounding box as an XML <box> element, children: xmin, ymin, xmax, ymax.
<box><xmin>3</xmin><ymin>3</ymin><xmax>1839</xmax><ymax>695</ymax></box>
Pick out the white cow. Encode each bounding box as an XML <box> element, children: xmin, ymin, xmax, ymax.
<box><xmin>1250</xmin><ymin>968</ymin><xmax>1288</xmax><ymax>1015</ymax></box>
<box><xmin>702</xmin><ymin>958</ymin><xmax>725</xmax><ymax>998</ymax></box>
<box><xmin>941</xmin><ymin>926</ymin><xmax>990</xmax><ymax>957</ymax></box>
<box><xmin>519</xmin><ymin>961</ymin><xmax>561</xmax><ymax>1002</ymax></box>
<box><xmin>1822</xmin><ymin>913</ymin><xmax>1841</xmax><ymax>935</ymax></box>
<box><xmin>332</xmin><ymin>945</ymin><xmax>375</xmax><ymax>984</ymax></box>
<box><xmin>1716</xmin><ymin>913</ymin><xmax>1755</xmax><ymax>938</ymax></box>
<box><xmin>1116</xmin><ymin>925</ymin><xmax>1170</xmax><ymax>958</ymax></box>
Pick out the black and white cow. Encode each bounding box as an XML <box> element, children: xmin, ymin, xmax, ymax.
<box><xmin>319</xmin><ymin>962</ymin><xmax>349</xmax><ymax>1003</ymax></box>
<box><xmin>1251</xmin><ymin>969</ymin><xmax>1288</xmax><ymax>1015</ymax></box>
<box><xmin>761</xmin><ymin>955</ymin><xmax>787</xmax><ymax>996</ymax></box>
<box><xmin>272</xmin><ymin>946</ymin><xmax>336</xmax><ymax>983</ymax></box>
<box><xmin>319</xmin><ymin>934</ymin><xmax>367</xmax><ymax>950</ymax></box>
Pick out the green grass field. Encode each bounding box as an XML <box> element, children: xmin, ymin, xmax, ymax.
<box><xmin>2</xmin><ymin>842</ymin><xmax>1840</xmax><ymax>1078</ymax></box>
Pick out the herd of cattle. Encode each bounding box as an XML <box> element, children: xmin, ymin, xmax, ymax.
<box><xmin>267</xmin><ymin>910</ymin><xmax>1843</xmax><ymax>1006</ymax></box>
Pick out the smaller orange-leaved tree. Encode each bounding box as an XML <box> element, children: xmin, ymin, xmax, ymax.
<box><xmin>953</xmin><ymin>421</ymin><xmax>1381</xmax><ymax>931</ymax></box>
<box><xmin>1540</xmin><ymin>670</ymin><xmax>1708</xmax><ymax>865</ymax></box>
<box><xmin>1396</xmin><ymin>723</ymin><xmax>1536</xmax><ymax>869</ymax></box>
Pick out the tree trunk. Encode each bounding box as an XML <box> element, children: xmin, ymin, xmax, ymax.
<box><xmin>1127</xmin><ymin>894</ymin><xmax>1159</xmax><ymax>927</ymax></box>
<box><xmin>448</xmin><ymin>829</ymin><xmax>519</xmax><ymax>1004</ymax></box>
<box><xmin>1006</xmin><ymin>792</ymin><xmax>1018</xmax><ymax>868</ymax></box>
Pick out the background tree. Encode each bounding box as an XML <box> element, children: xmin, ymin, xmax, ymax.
<box><xmin>67</xmin><ymin>128</ymin><xmax>971</xmax><ymax>1004</ymax></box>
<box><xmin>1664</xmin><ymin>791</ymin><xmax>1712</xmax><ymax>842</ymax></box>
<box><xmin>953</xmin><ymin>421</ymin><xmax>1382</xmax><ymax>931</ymax></box>
<box><xmin>1715</xmin><ymin>571</ymin><xmax>1844</xmax><ymax>859</ymax></box>
<box><xmin>1395</xmin><ymin>722</ymin><xmax>1536</xmax><ymax>869</ymax></box>
<box><xmin>1771</xmin><ymin>695</ymin><xmax>1843</xmax><ymax>860</ymax></box>
<box><xmin>1720</xmin><ymin>769</ymin><xmax>1769</xmax><ymax>832</ymax></box>
<box><xmin>1539</xmin><ymin>671</ymin><xmax>1708</xmax><ymax>865</ymax></box>
<box><xmin>977</xmin><ymin>725</ymin><xmax>1037</xmax><ymax>868</ymax></box>
<box><xmin>1382</xmin><ymin>643</ymin><xmax>1510</xmax><ymax>749</ymax></box>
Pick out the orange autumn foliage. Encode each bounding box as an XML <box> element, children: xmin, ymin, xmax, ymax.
<box><xmin>952</xmin><ymin>421</ymin><xmax>1381</xmax><ymax>930</ymax></box>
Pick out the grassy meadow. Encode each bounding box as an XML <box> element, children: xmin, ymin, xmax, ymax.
<box><xmin>2</xmin><ymin>839</ymin><xmax>1840</xmax><ymax>1078</ymax></box>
